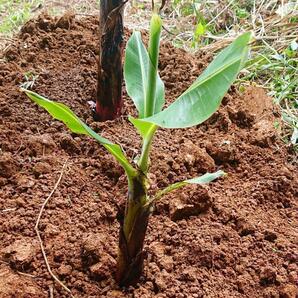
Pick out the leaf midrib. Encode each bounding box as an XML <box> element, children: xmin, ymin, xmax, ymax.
<box><xmin>136</xmin><ymin>33</ymin><xmax>148</xmax><ymax>118</ymax></box>
<box><xmin>182</xmin><ymin>55</ymin><xmax>242</xmax><ymax>96</ymax></box>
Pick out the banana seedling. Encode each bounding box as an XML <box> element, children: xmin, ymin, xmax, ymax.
<box><xmin>23</xmin><ymin>13</ymin><xmax>251</xmax><ymax>287</ymax></box>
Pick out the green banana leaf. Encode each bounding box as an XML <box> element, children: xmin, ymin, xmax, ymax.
<box><xmin>141</xmin><ymin>32</ymin><xmax>251</xmax><ymax>128</ymax></box>
<box><xmin>124</xmin><ymin>31</ymin><xmax>165</xmax><ymax>118</ymax></box>
<box><xmin>153</xmin><ymin>170</ymin><xmax>225</xmax><ymax>202</ymax></box>
<box><xmin>23</xmin><ymin>89</ymin><xmax>136</xmax><ymax>178</ymax></box>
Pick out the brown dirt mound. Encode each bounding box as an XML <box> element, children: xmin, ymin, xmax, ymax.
<box><xmin>0</xmin><ymin>13</ymin><xmax>297</xmax><ymax>298</ymax></box>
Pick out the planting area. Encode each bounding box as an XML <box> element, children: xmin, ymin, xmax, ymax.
<box><xmin>0</xmin><ymin>12</ymin><xmax>298</xmax><ymax>298</ymax></box>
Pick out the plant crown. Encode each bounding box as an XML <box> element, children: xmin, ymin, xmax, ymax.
<box><xmin>23</xmin><ymin>13</ymin><xmax>251</xmax><ymax>200</ymax></box>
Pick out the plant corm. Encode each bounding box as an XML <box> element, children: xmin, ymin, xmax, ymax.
<box><xmin>23</xmin><ymin>13</ymin><xmax>251</xmax><ymax>287</ymax></box>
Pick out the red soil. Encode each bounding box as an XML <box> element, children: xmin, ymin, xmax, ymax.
<box><xmin>0</xmin><ymin>13</ymin><xmax>297</xmax><ymax>298</ymax></box>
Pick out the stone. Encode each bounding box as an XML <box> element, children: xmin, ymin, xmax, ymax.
<box><xmin>0</xmin><ymin>152</ymin><xmax>19</xmax><ymax>178</ymax></box>
<box><xmin>27</xmin><ymin>134</ymin><xmax>56</xmax><ymax>156</ymax></box>
<box><xmin>169</xmin><ymin>187</ymin><xmax>212</xmax><ymax>221</ymax></box>
<box><xmin>251</xmin><ymin>120</ymin><xmax>276</xmax><ymax>147</ymax></box>
<box><xmin>159</xmin><ymin>256</ymin><xmax>174</xmax><ymax>272</ymax></box>
<box><xmin>89</xmin><ymin>253</ymin><xmax>116</xmax><ymax>281</ymax></box>
<box><xmin>33</xmin><ymin>161</ymin><xmax>51</xmax><ymax>176</ymax></box>
<box><xmin>0</xmin><ymin>265</ymin><xmax>46</xmax><ymax>297</ymax></box>
<box><xmin>180</xmin><ymin>140</ymin><xmax>215</xmax><ymax>172</ymax></box>
<box><xmin>279</xmin><ymin>284</ymin><xmax>298</xmax><ymax>298</ymax></box>
<box><xmin>2</xmin><ymin>239</ymin><xmax>38</xmax><ymax>271</ymax></box>
<box><xmin>260</xmin><ymin>267</ymin><xmax>277</xmax><ymax>285</ymax></box>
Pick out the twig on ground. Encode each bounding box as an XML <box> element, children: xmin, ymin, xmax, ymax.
<box><xmin>35</xmin><ymin>160</ymin><xmax>74</xmax><ymax>298</ymax></box>
<box><xmin>49</xmin><ymin>286</ymin><xmax>54</xmax><ymax>298</ymax></box>
<box><xmin>1</xmin><ymin>208</ymin><xmax>17</xmax><ymax>213</ymax></box>
<box><xmin>17</xmin><ymin>271</ymin><xmax>36</xmax><ymax>278</ymax></box>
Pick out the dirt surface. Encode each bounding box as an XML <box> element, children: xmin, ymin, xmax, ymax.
<box><xmin>0</xmin><ymin>13</ymin><xmax>297</xmax><ymax>298</ymax></box>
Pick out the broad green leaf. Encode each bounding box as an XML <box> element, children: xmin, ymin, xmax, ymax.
<box><xmin>152</xmin><ymin>170</ymin><xmax>225</xmax><ymax>203</ymax></box>
<box><xmin>23</xmin><ymin>89</ymin><xmax>136</xmax><ymax>178</ymax></box>
<box><xmin>143</xmin><ymin>32</ymin><xmax>252</xmax><ymax>128</ymax></box>
<box><xmin>124</xmin><ymin>31</ymin><xmax>165</xmax><ymax>118</ymax></box>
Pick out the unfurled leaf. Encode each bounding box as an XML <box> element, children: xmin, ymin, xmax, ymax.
<box><xmin>23</xmin><ymin>89</ymin><xmax>136</xmax><ymax>177</ymax></box>
<box><xmin>124</xmin><ymin>31</ymin><xmax>165</xmax><ymax>118</ymax></box>
<box><xmin>142</xmin><ymin>32</ymin><xmax>251</xmax><ymax>128</ymax></box>
<box><xmin>152</xmin><ymin>170</ymin><xmax>226</xmax><ymax>203</ymax></box>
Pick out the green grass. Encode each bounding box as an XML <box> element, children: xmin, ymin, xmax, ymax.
<box><xmin>243</xmin><ymin>42</ymin><xmax>298</xmax><ymax>147</ymax></box>
<box><xmin>0</xmin><ymin>0</ymin><xmax>43</xmax><ymax>35</ymax></box>
<box><xmin>169</xmin><ymin>0</ymin><xmax>298</xmax><ymax>149</ymax></box>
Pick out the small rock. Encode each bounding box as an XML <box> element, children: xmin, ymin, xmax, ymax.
<box><xmin>260</xmin><ymin>267</ymin><xmax>277</xmax><ymax>285</ymax></box>
<box><xmin>251</xmin><ymin>120</ymin><xmax>276</xmax><ymax>147</ymax></box>
<box><xmin>264</xmin><ymin>230</ymin><xmax>277</xmax><ymax>242</ymax></box>
<box><xmin>59</xmin><ymin>134</ymin><xmax>81</xmax><ymax>154</ymax></box>
<box><xmin>33</xmin><ymin>161</ymin><xmax>51</xmax><ymax>177</ymax></box>
<box><xmin>89</xmin><ymin>253</ymin><xmax>116</xmax><ymax>281</ymax></box>
<box><xmin>180</xmin><ymin>140</ymin><xmax>215</xmax><ymax>172</ymax></box>
<box><xmin>58</xmin><ymin>264</ymin><xmax>72</xmax><ymax>277</ymax></box>
<box><xmin>159</xmin><ymin>255</ymin><xmax>174</xmax><ymax>272</ymax></box>
<box><xmin>27</xmin><ymin>134</ymin><xmax>56</xmax><ymax>156</ymax></box>
<box><xmin>279</xmin><ymin>284</ymin><xmax>298</xmax><ymax>298</ymax></box>
<box><xmin>2</xmin><ymin>239</ymin><xmax>38</xmax><ymax>271</ymax></box>
<box><xmin>206</xmin><ymin>141</ymin><xmax>237</xmax><ymax>164</ymax></box>
<box><xmin>0</xmin><ymin>152</ymin><xmax>19</xmax><ymax>178</ymax></box>
<box><xmin>169</xmin><ymin>186</ymin><xmax>212</xmax><ymax>221</ymax></box>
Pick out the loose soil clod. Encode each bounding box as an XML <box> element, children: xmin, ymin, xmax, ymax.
<box><xmin>0</xmin><ymin>14</ymin><xmax>297</xmax><ymax>297</ymax></box>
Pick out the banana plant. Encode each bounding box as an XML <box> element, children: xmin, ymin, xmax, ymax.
<box><xmin>23</xmin><ymin>13</ymin><xmax>251</xmax><ymax>287</ymax></box>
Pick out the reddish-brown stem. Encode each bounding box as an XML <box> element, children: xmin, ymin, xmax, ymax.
<box><xmin>95</xmin><ymin>0</ymin><xmax>125</xmax><ymax>121</ymax></box>
<box><xmin>116</xmin><ymin>174</ymin><xmax>151</xmax><ymax>287</ymax></box>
